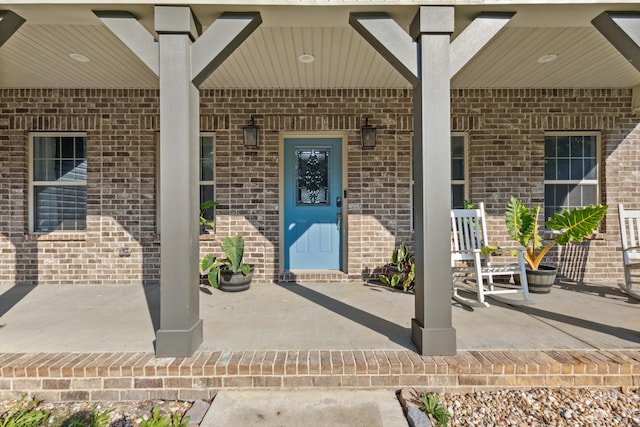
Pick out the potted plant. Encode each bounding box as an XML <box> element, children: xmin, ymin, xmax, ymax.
<box><xmin>505</xmin><ymin>196</ymin><xmax>608</xmax><ymax>293</ymax></box>
<box><xmin>200</xmin><ymin>234</ymin><xmax>254</xmax><ymax>292</ymax></box>
<box><xmin>379</xmin><ymin>243</ymin><xmax>415</xmax><ymax>292</ymax></box>
<box><xmin>199</xmin><ymin>200</ymin><xmax>218</xmax><ymax>234</ymax></box>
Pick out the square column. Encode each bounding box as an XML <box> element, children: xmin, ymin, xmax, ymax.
<box><xmin>410</xmin><ymin>7</ymin><xmax>457</xmax><ymax>355</ymax></box>
<box><xmin>0</xmin><ymin>11</ymin><xmax>25</xmax><ymax>47</ymax></box>
<box><xmin>155</xmin><ymin>6</ymin><xmax>202</xmax><ymax>357</ymax></box>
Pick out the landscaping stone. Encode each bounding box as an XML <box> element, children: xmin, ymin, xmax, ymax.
<box><xmin>406</xmin><ymin>407</ymin><xmax>432</xmax><ymax>427</ymax></box>
<box><xmin>398</xmin><ymin>386</ymin><xmax>640</xmax><ymax>426</ymax></box>
<box><xmin>184</xmin><ymin>399</ymin><xmax>211</xmax><ymax>427</ymax></box>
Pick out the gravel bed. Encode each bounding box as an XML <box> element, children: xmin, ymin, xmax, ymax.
<box><xmin>403</xmin><ymin>387</ymin><xmax>639</xmax><ymax>426</ymax></box>
<box><xmin>1</xmin><ymin>387</ymin><xmax>639</xmax><ymax>426</ymax></box>
<box><xmin>0</xmin><ymin>399</ymin><xmax>194</xmax><ymax>426</ymax></box>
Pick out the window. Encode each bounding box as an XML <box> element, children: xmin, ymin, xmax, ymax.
<box><xmin>544</xmin><ymin>132</ymin><xmax>599</xmax><ymax>220</ymax></box>
<box><xmin>156</xmin><ymin>134</ymin><xmax>216</xmax><ymax>233</ymax></box>
<box><xmin>410</xmin><ymin>132</ymin><xmax>468</xmax><ymax>230</ymax></box>
<box><xmin>199</xmin><ymin>134</ymin><xmax>216</xmax><ymax>224</ymax></box>
<box><xmin>451</xmin><ymin>133</ymin><xmax>468</xmax><ymax>209</ymax></box>
<box><xmin>29</xmin><ymin>133</ymin><xmax>87</xmax><ymax>232</ymax></box>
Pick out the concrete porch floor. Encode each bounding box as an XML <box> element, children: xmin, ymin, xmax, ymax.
<box><xmin>0</xmin><ymin>280</ymin><xmax>638</xmax><ymax>401</ymax></box>
<box><xmin>0</xmin><ymin>280</ymin><xmax>638</xmax><ymax>353</ymax></box>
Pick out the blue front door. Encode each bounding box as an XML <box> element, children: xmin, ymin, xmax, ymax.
<box><xmin>284</xmin><ymin>138</ymin><xmax>342</xmax><ymax>270</ymax></box>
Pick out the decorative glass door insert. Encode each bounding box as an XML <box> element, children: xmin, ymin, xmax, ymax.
<box><xmin>295</xmin><ymin>148</ymin><xmax>330</xmax><ymax>206</ymax></box>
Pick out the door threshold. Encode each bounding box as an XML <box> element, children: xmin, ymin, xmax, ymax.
<box><xmin>279</xmin><ymin>270</ymin><xmax>349</xmax><ymax>283</ymax></box>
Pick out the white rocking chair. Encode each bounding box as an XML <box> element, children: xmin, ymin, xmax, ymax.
<box><xmin>451</xmin><ymin>202</ymin><xmax>534</xmax><ymax>307</ymax></box>
<box><xmin>617</xmin><ymin>203</ymin><xmax>640</xmax><ymax>300</ymax></box>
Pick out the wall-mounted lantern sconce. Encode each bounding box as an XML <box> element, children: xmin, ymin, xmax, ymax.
<box><xmin>361</xmin><ymin>117</ymin><xmax>376</xmax><ymax>149</ymax></box>
<box><xmin>243</xmin><ymin>116</ymin><xmax>259</xmax><ymax>148</ymax></box>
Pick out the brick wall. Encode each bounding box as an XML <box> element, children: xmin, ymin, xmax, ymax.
<box><xmin>0</xmin><ymin>89</ymin><xmax>160</xmax><ymax>285</ymax></box>
<box><xmin>452</xmin><ymin>88</ymin><xmax>640</xmax><ymax>282</ymax></box>
<box><xmin>199</xmin><ymin>89</ymin><xmax>413</xmax><ymax>283</ymax></box>
<box><xmin>0</xmin><ymin>88</ymin><xmax>638</xmax><ymax>285</ymax></box>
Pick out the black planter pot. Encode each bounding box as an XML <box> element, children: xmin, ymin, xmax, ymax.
<box><xmin>515</xmin><ymin>265</ymin><xmax>557</xmax><ymax>294</ymax></box>
<box><xmin>219</xmin><ymin>265</ymin><xmax>255</xmax><ymax>292</ymax></box>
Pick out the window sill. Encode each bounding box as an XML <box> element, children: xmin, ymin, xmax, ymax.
<box><xmin>588</xmin><ymin>232</ymin><xmax>606</xmax><ymax>241</ymax></box>
<box><xmin>144</xmin><ymin>233</ymin><xmax>216</xmax><ymax>243</ymax></box>
<box><xmin>26</xmin><ymin>232</ymin><xmax>86</xmax><ymax>242</ymax></box>
<box><xmin>542</xmin><ymin>231</ymin><xmax>605</xmax><ymax>241</ymax></box>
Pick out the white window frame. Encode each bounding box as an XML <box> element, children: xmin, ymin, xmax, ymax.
<box><xmin>451</xmin><ymin>132</ymin><xmax>469</xmax><ymax>209</ymax></box>
<box><xmin>543</xmin><ymin>131</ymin><xmax>600</xmax><ymax>220</ymax></box>
<box><xmin>410</xmin><ymin>132</ymin><xmax>469</xmax><ymax>231</ymax></box>
<box><xmin>156</xmin><ymin>133</ymin><xmax>216</xmax><ymax>234</ymax></box>
<box><xmin>199</xmin><ymin>133</ymin><xmax>216</xmax><ymax>230</ymax></box>
<box><xmin>28</xmin><ymin>132</ymin><xmax>87</xmax><ymax>234</ymax></box>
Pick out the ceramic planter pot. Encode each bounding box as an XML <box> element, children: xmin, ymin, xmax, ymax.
<box><xmin>218</xmin><ymin>265</ymin><xmax>255</xmax><ymax>292</ymax></box>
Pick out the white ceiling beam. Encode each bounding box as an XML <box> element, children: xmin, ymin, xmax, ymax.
<box><xmin>94</xmin><ymin>10</ymin><xmax>160</xmax><ymax>76</ymax></box>
<box><xmin>349</xmin><ymin>12</ymin><xmax>419</xmax><ymax>86</ymax></box>
<box><xmin>449</xmin><ymin>12</ymin><xmax>514</xmax><ymax>78</ymax></box>
<box><xmin>191</xmin><ymin>12</ymin><xmax>262</xmax><ymax>87</ymax></box>
<box><xmin>0</xmin><ymin>10</ymin><xmax>25</xmax><ymax>48</ymax></box>
<box><xmin>592</xmin><ymin>11</ymin><xmax>640</xmax><ymax>72</ymax></box>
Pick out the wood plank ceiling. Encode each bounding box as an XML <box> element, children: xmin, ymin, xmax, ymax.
<box><xmin>0</xmin><ymin>3</ymin><xmax>639</xmax><ymax>89</ymax></box>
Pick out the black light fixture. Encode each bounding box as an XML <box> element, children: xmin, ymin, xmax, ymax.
<box><xmin>243</xmin><ymin>116</ymin><xmax>259</xmax><ymax>148</ymax></box>
<box><xmin>361</xmin><ymin>117</ymin><xmax>376</xmax><ymax>149</ymax></box>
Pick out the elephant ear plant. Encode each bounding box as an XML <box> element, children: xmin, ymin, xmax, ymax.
<box><xmin>199</xmin><ymin>200</ymin><xmax>218</xmax><ymax>231</ymax></box>
<box><xmin>505</xmin><ymin>196</ymin><xmax>608</xmax><ymax>270</ymax></box>
<box><xmin>200</xmin><ymin>234</ymin><xmax>251</xmax><ymax>288</ymax></box>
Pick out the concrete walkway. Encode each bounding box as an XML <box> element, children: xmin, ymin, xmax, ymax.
<box><xmin>200</xmin><ymin>389</ymin><xmax>408</xmax><ymax>427</ymax></box>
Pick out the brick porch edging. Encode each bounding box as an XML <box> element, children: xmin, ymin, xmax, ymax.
<box><xmin>1</xmin><ymin>350</ymin><xmax>638</xmax><ymax>402</ymax></box>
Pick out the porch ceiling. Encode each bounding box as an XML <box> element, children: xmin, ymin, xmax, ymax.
<box><xmin>1</xmin><ymin>3</ymin><xmax>639</xmax><ymax>89</ymax></box>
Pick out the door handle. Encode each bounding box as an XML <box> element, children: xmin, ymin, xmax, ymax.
<box><xmin>336</xmin><ymin>212</ymin><xmax>342</xmax><ymax>230</ymax></box>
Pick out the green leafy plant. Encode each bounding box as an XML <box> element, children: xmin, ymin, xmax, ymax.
<box><xmin>418</xmin><ymin>391</ymin><xmax>450</xmax><ymax>427</ymax></box>
<box><xmin>200</xmin><ymin>234</ymin><xmax>251</xmax><ymax>288</ymax></box>
<box><xmin>505</xmin><ymin>196</ymin><xmax>608</xmax><ymax>270</ymax></box>
<box><xmin>62</xmin><ymin>407</ymin><xmax>111</xmax><ymax>427</ymax></box>
<box><xmin>379</xmin><ymin>243</ymin><xmax>415</xmax><ymax>292</ymax></box>
<box><xmin>139</xmin><ymin>407</ymin><xmax>189</xmax><ymax>427</ymax></box>
<box><xmin>0</xmin><ymin>395</ymin><xmax>49</xmax><ymax>427</ymax></box>
<box><xmin>199</xmin><ymin>200</ymin><xmax>219</xmax><ymax>231</ymax></box>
